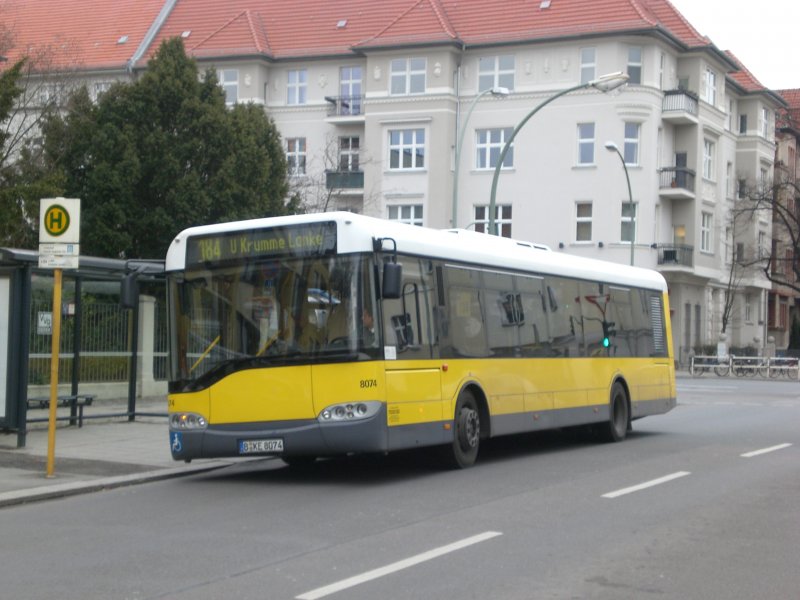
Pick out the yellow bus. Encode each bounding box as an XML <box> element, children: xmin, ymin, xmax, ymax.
<box><xmin>166</xmin><ymin>212</ymin><xmax>675</xmax><ymax>468</ymax></box>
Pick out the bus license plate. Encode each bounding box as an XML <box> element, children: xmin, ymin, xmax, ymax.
<box><xmin>239</xmin><ymin>439</ymin><xmax>284</xmax><ymax>454</ymax></box>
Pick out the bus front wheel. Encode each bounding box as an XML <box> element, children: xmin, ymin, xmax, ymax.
<box><xmin>442</xmin><ymin>389</ymin><xmax>481</xmax><ymax>469</ymax></box>
<box><xmin>599</xmin><ymin>382</ymin><xmax>629</xmax><ymax>443</ymax></box>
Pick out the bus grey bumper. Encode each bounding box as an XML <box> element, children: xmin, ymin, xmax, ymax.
<box><xmin>169</xmin><ymin>405</ymin><xmax>388</xmax><ymax>461</ymax></box>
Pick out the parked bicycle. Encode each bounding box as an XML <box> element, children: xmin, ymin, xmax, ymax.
<box><xmin>690</xmin><ymin>355</ymin><xmax>730</xmax><ymax>377</ymax></box>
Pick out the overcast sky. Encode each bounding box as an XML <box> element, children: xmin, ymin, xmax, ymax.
<box><xmin>669</xmin><ymin>0</ymin><xmax>800</xmax><ymax>91</ymax></box>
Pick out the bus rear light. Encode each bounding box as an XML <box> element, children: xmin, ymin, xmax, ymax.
<box><xmin>170</xmin><ymin>412</ymin><xmax>208</xmax><ymax>430</ymax></box>
<box><xmin>319</xmin><ymin>401</ymin><xmax>380</xmax><ymax>422</ymax></box>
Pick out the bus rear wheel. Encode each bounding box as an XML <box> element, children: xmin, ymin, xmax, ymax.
<box><xmin>441</xmin><ymin>389</ymin><xmax>481</xmax><ymax>469</ymax></box>
<box><xmin>599</xmin><ymin>382</ymin><xmax>629</xmax><ymax>443</ymax></box>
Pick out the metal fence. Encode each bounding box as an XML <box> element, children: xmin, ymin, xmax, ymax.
<box><xmin>28</xmin><ymin>299</ymin><xmax>168</xmax><ymax>384</ymax></box>
<box><xmin>690</xmin><ymin>355</ymin><xmax>800</xmax><ymax>379</ymax></box>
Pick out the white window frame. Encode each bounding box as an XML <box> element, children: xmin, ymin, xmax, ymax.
<box><xmin>221</xmin><ymin>69</ymin><xmax>238</xmax><ymax>104</ymax></box>
<box><xmin>744</xmin><ymin>294</ymin><xmax>753</xmax><ymax>323</ymax></box>
<box><xmin>478</xmin><ymin>55</ymin><xmax>515</xmax><ymax>92</ymax></box>
<box><xmin>580</xmin><ymin>47</ymin><xmax>596</xmax><ymax>85</ymax></box>
<box><xmin>339</xmin><ymin>136</ymin><xmax>360</xmax><ymax>172</ymax></box>
<box><xmin>475</xmin><ymin>128</ymin><xmax>513</xmax><ymax>170</ymax></box>
<box><xmin>701</xmin><ymin>211</ymin><xmax>713</xmax><ymax>253</ymax></box>
<box><xmin>703</xmin><ymin>138</ymin><xmax>715</xmax><ymax>181</ymax></box>
<box><xmin>577</xmin><ymin>122</ymin><xmax>595</xmax><ymax>165</ymax></box>
<box><xmin>390</xmin><ymin>58</ymin><xmax>426</xmax><ymax>95</ymax></box>
<box><xmin>761</xmin><ymin>107</ymin><xmax>770</xmax><ymax>139</ymax></box>
<box><xmin>287</xmin><ymin>69</ymin><xmax>307</xmax><ymax>105</ymax></box>
<box><xmin>623</xmin><ymin>122</ymin><xmax>640</xmax><ymax>165</ymax></box>
<box><xmin>286</xmin><ymin>137</ymin><xmax>306</xmax><ymax>176</ymax></box>
<box><xmin>621</xmin><ymin>202</ymin><xmax>637</xmax><ymax>244</ymax></box>
<box><xmin>388</xmin><ymin>128</ymin><xmax>425</xmax><ymax>170</ymax></box>
<box><xmin>339</xmin><ymin>66</ymin><xmax>363</xmax><ymax>114</ymax></box>
<box><xmin>388</xmin><ymin>204</ymin><xmax>424</xmax><ymax>226</ymax></box>
<box><xmin>703</xmin><ymin>68</ymin><xmax>717</xmax><ymax>106</ymax></box>
<box><xmin>575</xmin><ymin>201</ymin><xmax>593</xmax><ymax>242</ymax></box>
<box><xmin>627</xmin><ymin>46</ymin><xmax>642</xmax><ymax>84</ymax></box>
<box><xmin>474</xmin><ymin>204</ymin><xmax>512</xmax><ymax>237</ymax></box>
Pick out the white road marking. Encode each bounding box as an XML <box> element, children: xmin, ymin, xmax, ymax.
<box><xmin>741</xmin><ymin>443</ymin><xmax>793</xmax><ymax>458</ymax></box>
<box><xmin>295</xmin><ymin>531</ymin><xmax>503</xmax><ymax>600</ymax></box>
<box><xmin>602</xmin><ymin>471</ymin><xmax>691</xmax><ymax>499</ymax></box>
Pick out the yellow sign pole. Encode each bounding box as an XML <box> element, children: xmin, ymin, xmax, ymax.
<box><xmin>45</xmin><ymin>268</ymin><xmax>63</xmax><ymax>478</ymax></box>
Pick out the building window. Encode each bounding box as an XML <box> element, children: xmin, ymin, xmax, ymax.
<box><xmin>627</xmin><ymin>47</ymin><xmax>642</xmax><ymax>84</ymax></box>
<box><xmin>726</xmin><ymin>99</ymin><xmax>734</xmax><ymax>131</ymax></box>
<box><xmin>701</xmin><ymin>211</ymin><xmax>712</xmax><ymax>252</ymax></box>
<box><xmin>478</xmin><ymin>55</ymin><xmax>515</xmax><ymax>92</ymax></box>
<box><xmin>576</xmin><ymin>201</ymin><xmax>592</xmax><ymax>242</ymax></box>
<box><xmin>388</xmin><ymin>205</ymin><xmax>424</xmax><ymax>226</ymax></box>
<box><xmin>339</xmin><ymin>136</ymin><xmax>360</xmax><ymax>171</ymax></box>
<box><xmin>726</xmin><ymin>162</ymin><xmax>734</xmax><ymax>198</ymax></box>
<box><xmin>339</xmin><ymin>66</ymin><xmax>362</xmax><ymax>115</ymax></box>
<box><xmin>623</xmin><ymin>122</ymin><xmax>640</xmax><ymax>165</ymax></box>
<box><xmin>476</xmin><ymin>128</ymin><xmax>513</xmax><ymax>169</ymax></box>
<box><xmin>286</xmin><ymin>138</ymin><xmax>306</xmax><ymax>176</ymax></box>
<box><xmin>758</xmin><ymin>231</ymin><xmax>767</xmax><ymax>258</ymax></box>
<box><xmin>221</xmin><ymin>69</ymin><xmax>238</xmax><ymax>104</ymax></box>
<box><xmin>92</xmin><ymin>81</ymin><xmax>112</xmax><ymax>101</ymax></box>
<box><xmin>580</xmin><ymin>48</ymin><xmax>596</xmax><ymax>85</ymax></box>
<box><xmin>287</xmin><ymin>69</ymin><xmax>307</xmax><ymax>105</ymax></box>
<box><xmin>390</xmin><ymin>58</ymin><xmax>426</xmax><ymax>95</ymax></box>
<box><xmin>703</xmin><ymin>139</ymin><xmax>715</xmax><ymax>181</ymax></box>
<box><xmin>474</xmin><ymin>204</ymin><xmax>512</xmax><ymax>237</ymax></box>
<box><xmin>761</xmin><ymin>107</ymin><xmax>770</xmax><ymax>139</ymax></box>
<box><xmin>739</xmin><ymin>114</ymin><xmax>747</xmax><ymax>134</ymax></box>
<box><xmin>389</xmin><ymin>129</ymin><xmax>425</xmax><ymax>170</ymax></box>
<box><xmin>621</xmin><ymin>202</ymin><xmax>636</xmax><ymax>244</ymax></box>
<box><xmin>659</xmin><ymin>53</ymin><xmax>665</xmax><ymax>89</ymax></box>
<box><xmin>577</xmin><ymin>122</ymin><xmax>595</xmax><ymax>165</ymax></box>
<box><xmin>744</xmin><ymin>294</ymin><xmax>752</xmax><ymax>323</ymax></box>
<box><xmin>703</xmin><ymin>68</ymin><xmax>717</xmax><ymax>105</ymax></box>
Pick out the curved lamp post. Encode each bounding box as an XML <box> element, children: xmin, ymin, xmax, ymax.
<box><xmin>604</xmin><ymin>140</ymin><xmax>635</xmax><ymax>266</ymax></box>
<box><xmin>487</xmin><ymin>71</ymin><xmax>629</xmax><ymax>236</ymax></box>
<box><xmin>452</xmin><ymin>86</ymin><xmax>509</xmax><ymax>228</ymax></box>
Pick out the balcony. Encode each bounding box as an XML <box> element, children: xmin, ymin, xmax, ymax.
<box><xmin>655</xmin><ymin>243</ymin><xmax>694</xmax><ymax>267</ymax></box>
<box><xmin>324</xmin><ymin>95</ymin><xmax>365</xmax><ymax>124</ymax></box>
<box><xmin>325</xmin><ymin>170</ymin><xmax>364</xmax><ymax>190</ymax></box>
<box><xmin>661</xmin><ymin>89</ymin><xmax>699</xmax><ymax>125</ymax></box>
<box><xmin>659</xmin><ymin>167</ymin><xmax>696</xmax><ymax>200</ymax></box>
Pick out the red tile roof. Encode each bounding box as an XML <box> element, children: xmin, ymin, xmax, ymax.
<box><xmin>724</xmin><ymin>50</ymin><xmax>768</xmax><ymax>93</ymax></box>
<box><xmin>0</xmin><ymin>0</ymin><xmax>167</xmax><ymax>71</ymax></box>
<box><xmin>146</xmin><ymin>0</ymin><xmax>719</xmax><ymax>63</ymax></box>
<box><xmin>777</xmin><ymin>89</ymin><xmax>800</xmax><ymax>131</ymax></box>
<box><xmin>0</xmin><ymin>0</ymin><xmax>770</xmax><ymax>98</ymax></box>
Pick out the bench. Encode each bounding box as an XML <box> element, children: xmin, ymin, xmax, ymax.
<box><xmin>27</xmin><ymin>394</ymin><xmax>96</xmax><ymax>428</ymax></box>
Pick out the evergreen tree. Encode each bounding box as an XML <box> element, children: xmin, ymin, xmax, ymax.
<box><xmin>42</xmin><ymin>38</ymin><xmax>293</xmax><ymax>258</ymax></box>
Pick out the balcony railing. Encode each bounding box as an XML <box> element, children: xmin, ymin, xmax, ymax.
<box><xmin>659</xmin><ymin>166</ymin><xmax>696</xmax><ymax>193</ymax></box>
<box><xmin>325</xmin><ymin>95</ymin><xmax>363</xmax><ymax>117</ymax></box>
<box><xmin>662</xmin><ymin>89</ymin><xmax>699</xmax><ymax>116</ymax></box>
<box><xmin>325</xmin><ymin>170</ymin><xmax>364</xmax><ymax>189</ymax></box>
<box><xmin>655</xmin><ymin>243</ymin><xmax>694</xmax><ymax>267</ymax></box>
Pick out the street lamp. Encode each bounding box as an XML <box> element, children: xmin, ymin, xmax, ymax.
<box><xmin>452</xmin><ymin>86</ymin><xmax>509</xmax><ymax>228</ymax></box>
<box><xmin>604</xmin><ymin>140</ymin><xmax>635</xmax><ymax>266</ymax></box>
<box><xmin>487</xmin><ymin>71</ymin><xmax>629</xmax><ymax>236</ymax></box>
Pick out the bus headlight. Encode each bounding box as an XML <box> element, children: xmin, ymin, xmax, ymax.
<box><xmin>319</xmin><ymin>401</ymin><xmax>380</xmax><ymax>422</ymax></box>
<box><xmin>170</xmin><ymin>412</ymin><xmax>208</xmax><ymax>430</ymax></box>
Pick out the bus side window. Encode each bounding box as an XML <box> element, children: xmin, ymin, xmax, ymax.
<box><xmin>545</xmin><ymin>276</ymin><xmax>582</xmax><ymax>357</ymax></box>
<box><xmin>382</xmin><ymin>258</ymin><xmax>435</xmax><ymax>359</ymax></box>
<box><xmin>517</xmin><ymin>276</ymin><xmax>551</xmax><ymax>357</ymax></box>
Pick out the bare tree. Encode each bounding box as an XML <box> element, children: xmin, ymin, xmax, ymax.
<box><xmin>288</xmin><ymin>133</ymin><xmax>380</xmax><ymax>215</ymax></box>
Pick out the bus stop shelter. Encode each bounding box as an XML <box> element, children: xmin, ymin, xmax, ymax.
<box><xmin>0</xmin><ymin>248</ymin><xmax>164</xmax><ymax>447</ymax></box>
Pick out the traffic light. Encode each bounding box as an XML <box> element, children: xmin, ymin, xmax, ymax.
<box><xmin>602</xmin><ymin>321</ymin><xmax>616</xmax><ymax>348</ymax></box>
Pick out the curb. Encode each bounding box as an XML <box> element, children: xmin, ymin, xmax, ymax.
<box><xmin>0</xmin><ymin>460</ymin><xmax>233</xmax><ymax>508</ymax></box>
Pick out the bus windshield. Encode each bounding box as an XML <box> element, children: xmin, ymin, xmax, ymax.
<box><xmin>169</xmin><ymin>253</ymin><xmax>379</xmax><ymax>388</ymax></box>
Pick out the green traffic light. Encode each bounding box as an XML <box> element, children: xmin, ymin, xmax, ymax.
<box><xmin>603</xmin><ymin>337</ymin><xmax>610</xmax><ymax>348</ymax></box>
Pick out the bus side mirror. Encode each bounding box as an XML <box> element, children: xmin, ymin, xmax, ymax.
<box><xmin>120</xmin><ymin>274</ymin><xmax>138</xmax><ymax>310</ymax></box>
<box><xmin>382</xmin><ymin>262</ymin><xmax>402</xmax><ymax>299</ymax></box>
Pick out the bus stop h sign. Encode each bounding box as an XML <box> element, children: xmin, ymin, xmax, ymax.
<box><xmin>39</xmin><ymin>198</ymin><xmax>80</xmax><ymax>269</ymax></box>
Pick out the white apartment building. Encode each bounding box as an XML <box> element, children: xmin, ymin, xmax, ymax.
<box><xmin>3</xmin><ymin>0</ymin><xmax>788</xmax><ymax>361</ymax></box>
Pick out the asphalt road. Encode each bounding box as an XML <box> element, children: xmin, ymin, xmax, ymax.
<box><xmin>2</xmin><ymin>376</ymin><xmax>798</xmax><ymax>600</ymax></box>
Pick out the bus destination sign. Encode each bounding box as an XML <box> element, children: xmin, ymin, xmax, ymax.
<box><xmin>186</xmin><ymin>222</ymin><xmax>337</xmax><ymax>266</ymax></box>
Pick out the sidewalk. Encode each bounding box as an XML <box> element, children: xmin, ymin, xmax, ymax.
<box><xmin>0</xmin><ymin>397</ymin><xmax>234</xmax><ymax>507</ymax></box>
